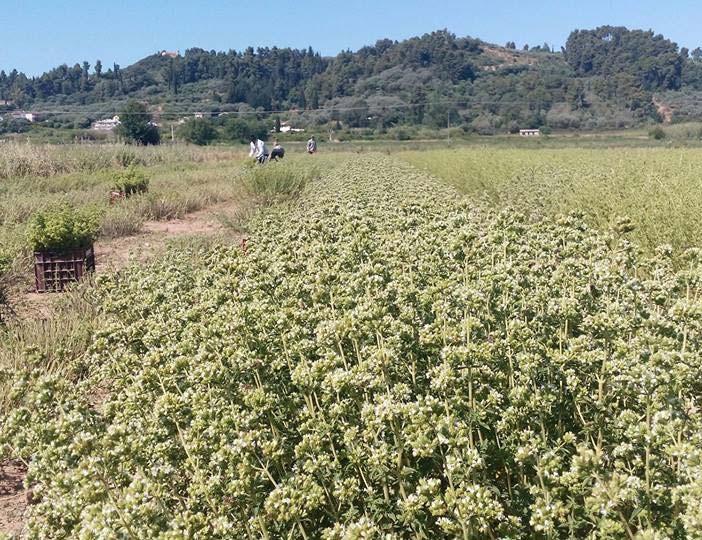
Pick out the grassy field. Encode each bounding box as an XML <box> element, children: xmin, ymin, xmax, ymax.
<box><xmin>400</xmin><ymin>147</ymin><xmax>702</xmax><ymax>257</ymax></box>
<box><xmin>0</xmin><ymin>144</ymin><xmax>336</xmax><ymax>306</ymax></box>
<box><xmin>2</xmin><ymin>141</ymin><xmax>702</xmax><ymax>538</ymax></box>
<box><xmin>0</xmin><ymin>146</ymin><xmax>334</xmax><ymax>417</ymax></box>
<box><xmin>1</xmin><ymin>153</ymin><xmax>701</xmax><ymax>538</ymax></box>
<box><xmin>0</xmin><ymin>142</ymin><xmax>244</xmax><ymax>179</ymax></box>
<box><xmin>0</xmin><ymin>144</ymin><xmax>247</xmax><ymax>293</ymax></box>
<box><xmin>0</xmin><ymin>145</ymin><xmax>240</xmax><ymax>418</ymax></box>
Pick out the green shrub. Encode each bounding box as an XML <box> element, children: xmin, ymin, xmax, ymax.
<box><xmin>388</xmin><ymin>126</ymin><xmax>414</xmax><ymax>141</ymax></box>
<box><xmin>27</xmin><ymin>205</ymin><xmax>101</xmax><ymax>252</ymax></box>
<box><xmin>177</xmin><ymin>118</ymin><xmax>218</xmax><ymax>145</ymax></box>
<box><xmin>241</xmin><ymin>162</ymin><xmax>318</xmax><ymax>202</ymax></box>
<box><xmin>649</xmin><ymin>126</ymin><xmax>667</xmax><ymax>140</ymax></box>
<box><xmin>117</xmin><ymin>100</ymin><xmax>161</xmax><ymax>146</ymax></box>
<box><xmin>112</xmin><ymin>167</ymin><xmax>150</xmax><ymax>196</ymax></box>
<box><xmin>113</xmin><ymin>148</ymin><xmax>141</xmax><ymax>168</ymax></box>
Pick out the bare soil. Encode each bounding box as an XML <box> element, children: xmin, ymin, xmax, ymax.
<box><xmin>96</xmin><ymin>202</ymin><xmax>236</xmax><ymax>272</ymax></box>
<box><xmin>482</xmin><ymin>46</ymin><xmax>537</xmax><ymax>69</ymax></box>
<box><xmin>0</xmin><ymin>460</ymin><xmax>28</xmax><ymax>538</ymax></box>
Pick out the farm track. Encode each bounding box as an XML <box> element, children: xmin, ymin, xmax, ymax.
<box><xmin>1</xmin><ymin>198</ymin><xmax>243</xmax><ymax>539</ymax></box>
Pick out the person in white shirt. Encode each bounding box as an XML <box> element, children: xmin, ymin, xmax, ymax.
<box><xmin>249</xmin><ymin>135</ymin><xmax>269</xmax><ymax>163</ymax></box>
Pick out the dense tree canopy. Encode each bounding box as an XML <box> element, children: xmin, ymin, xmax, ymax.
<box><xmin>563</xmin><ymin>26</ymin><xmax>684</xmax><ymax>91</ymax></box>
<box><xmin>0</xmin><ymin>31</ymin><xmax>482</xmax><ymax>111</ymax></box>
<box><xmin>1</xmin><ymin>27</ymin><xmax>701</xmax><ymax>133</ymax></box>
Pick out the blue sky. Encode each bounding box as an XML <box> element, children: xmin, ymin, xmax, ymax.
<box><xmin>2</xmin><ymin>0</ymin><xmax>700</xmax><ymax>75</ymax></box>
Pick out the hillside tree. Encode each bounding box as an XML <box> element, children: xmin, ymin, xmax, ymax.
<box><xmin>118</xmin><ymin>100</ymin><xmax>160</xmax><ymax>145</ymax></box>
<box><xmin>177</xmin><ymin>118</ymin><xmax>217</xmax><ymax>145</ymax></box>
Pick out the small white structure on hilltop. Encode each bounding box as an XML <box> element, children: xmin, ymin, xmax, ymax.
<box><xmin>159</xmin><ymin>50</ymin><xmax>179</xmax><ymax>58</ymax></box>
<box><xmin>93</xmin><ymin>115</ymin><xmax>121</xmax><ymax>131</ymax></box>
<box><xmin>519</xmin><ymin>128</ymin><xmax>541</xmax><ymax>137</ymax></box>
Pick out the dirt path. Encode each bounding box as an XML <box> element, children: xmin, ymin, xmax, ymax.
<box><xmin>0</xmin><ymin>460</ymin><xmax>28</xmax><ymax>538</ymax></box>
<box><xmin>96</xmin><ymin>201</ymin><xmax>241</xmax><ymax>272</ymax></box>
<box><xmin>1</xmin><ymin>200</ymin><xmax>244</xmax><ymax>538</ymax></box>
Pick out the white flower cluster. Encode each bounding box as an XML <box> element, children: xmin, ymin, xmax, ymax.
<box><xmin>4</xmin><ymin>156</ymin><xmax>702</xmax><ymax>538</ymax></box>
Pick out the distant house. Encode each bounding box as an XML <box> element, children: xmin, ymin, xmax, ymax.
<box><xmin>159</xmin><ymin>50</ymin><xmax>179</xmax><ymax>58</ymax></box>
<box><xmin>519</xmin><ymin>129</ymin><xmax>541</xmax><ymax>137</ymax></box>
<box><xmin>194</xmin><ymin>112</ymin><xmax>206</xmax><ymax>119</ymax></box>
<box><xmin>273</xmin><ymin>121</ymin><xmax>305</xmax><ymax>134</ymax></box>
<box><xmin>92</xmin><ymin>115</ymin><xmax>121</xmax><ymax>131</ymax></box>
<box><xmin>10</xmin><ymin>111</ymin><xmax>39</xmax><ymax>122</ymax></box>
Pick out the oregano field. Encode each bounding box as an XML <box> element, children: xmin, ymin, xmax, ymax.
<box><xmin>3</xmin><ymin>155</ymin><xmax>702</xmax><ymax>538</ymax></box>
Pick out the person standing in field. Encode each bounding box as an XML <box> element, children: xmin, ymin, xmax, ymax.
<box><xmin>249</xmin><ymin>135</ymin><xmax>269</xmax><ymax>164</ymax></box>
<box><xmin>306</xmin><ymin>136</ymin><xmax>317</xmax><ymax>154</ymax></box>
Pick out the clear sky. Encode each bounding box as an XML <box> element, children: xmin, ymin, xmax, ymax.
<box><xmin>2</xmin><ymin>0</ymin><xmax>700</xmax><ymax>76</ymax></box>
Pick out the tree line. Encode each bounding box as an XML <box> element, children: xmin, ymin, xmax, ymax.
<box><xmin>2</xmin><ymin>27</ymin><xmax>702</xmax><ymax>135</ymax></box>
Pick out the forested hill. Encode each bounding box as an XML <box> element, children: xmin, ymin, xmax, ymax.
<box><xmin>2</xmin><ymin>26</ymin><xmax>702</xmax><ymax>133</ymax></box>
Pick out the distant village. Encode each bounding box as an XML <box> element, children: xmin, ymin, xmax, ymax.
<box><xmin>0</xmin><ymin>107</ymin><xmax>542</xmax><ymax>137</ymax></box>
<box><xmin>0</xmin><ymin>106</ymin><xmax>309</xmax><ymax>135</ymax></box>
<box><xmin>0</xmin><ymin>105</ymin><xmax>542</xmax><ymax>138</ymax></box>
<box><xmin>91</xmin><ymin>113</ymin><xmax>306</xmax><ymax>134</ymax></box>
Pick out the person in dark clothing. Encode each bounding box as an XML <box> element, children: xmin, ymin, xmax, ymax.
<box><xmin>270</xmin><ymin>139</ymin><xmax>285</xmax><ymax>161</ymax></box>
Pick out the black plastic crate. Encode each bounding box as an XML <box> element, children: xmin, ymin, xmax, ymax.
<box><xmin>34</xmin><ymin>246</ymin><xmax>95</xmax><ymax>293</ymax></box>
